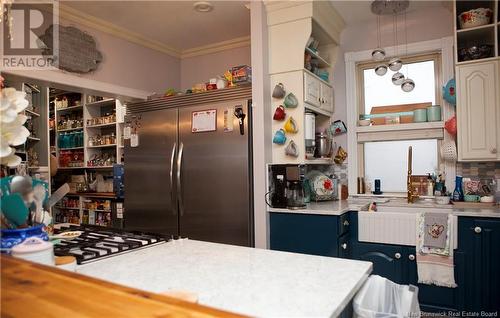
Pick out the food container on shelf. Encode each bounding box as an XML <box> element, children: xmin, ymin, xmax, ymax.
<box><xmin>426</xmin><ymin>105</ymin><xmax>441</xmax><ymax>122</ymax></box>
<box><xmin>231</xmin><ymin>65</ymin><xmax>252</xmax><ymax>84</ymax></box>
<box><xmin>11</xmin><ymin>237</ymin><xmax>54</xmax><ymax>266</ymax></box>
<box><xmin>458</xmin><ymin>8</ymin><xmax>493</xmax><ymax>29</ymax></box>
<box><xmin>413</xmin><ymin>109</ymin><xmax>427</xmax><ymax>122</ymax></box>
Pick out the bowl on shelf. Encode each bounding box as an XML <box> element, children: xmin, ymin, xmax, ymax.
<box><xmin>458</xmin><ymin>8</ymin><xmax>493</xmax><ymax>29</ymax></box>
<box><xmin>435</xmin><ymin>196</ymin><xmax>450</xmax><ymax>205</ymax></box>
<box><xmin>458</xmin><ymin>45</ymin><xmax>493</xmax><ymax>61</ymax></box>
<box><xmin>358</xmin><ymin>119</ymin><xmax>371</xmax><ymax>126</ymax></box>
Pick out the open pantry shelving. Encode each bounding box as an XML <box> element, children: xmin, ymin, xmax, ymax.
<box><xmin>454</xmin><ymin>0</ymin><xmax>500</xmax><ymax>64</ymax></box>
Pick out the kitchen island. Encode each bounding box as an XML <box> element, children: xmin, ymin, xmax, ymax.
<box><xmin>77</xmin><ymin>239</ymin><xmax>373</xmax><ymax>317</ymax></box>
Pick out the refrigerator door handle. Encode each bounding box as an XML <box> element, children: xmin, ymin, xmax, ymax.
<box><xmin>170</xmin><ymin>142</ymin><xmax>177</xmax><ymax>215</ymax></box>
<box><xmin>177</xmin><ymin>142</ymin><xmax>184</xmax><ymax>216</ymax></box>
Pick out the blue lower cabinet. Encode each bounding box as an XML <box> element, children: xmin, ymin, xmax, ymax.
<box><xmin>458</xmin><ymin>217</ymin><xmax>500</xmax><ymax>312</ymax></box>
<box><xmin>269</xmin><ymin>212</ymin><xmax>342</xmax><ymax>257</ymax></box>
<box><xmin>351</xmin><ymin>241</ymin><xmax>406</xmax><ymax>284</ymax></box>
<box><xmin>406</xmin><ymin>246</ymin><xmax>463</xmax><ymax>313</ymax></box>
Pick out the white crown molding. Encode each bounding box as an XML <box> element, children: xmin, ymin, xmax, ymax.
<box><xmin>59</xmin><ymin>4</ymin><xmax>182</xmax><ymax>58</ymax></box>
<box><xmin>59</xmin><ymin>4</ymin><xmax>250</xmax><ymax>60</ymax></box>
<box><xmin>181</xmin><ymin>36</ymin><xmax>251</xmax><ymax>59</ymax></box>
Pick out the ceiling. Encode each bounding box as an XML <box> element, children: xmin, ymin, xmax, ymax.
<box><xmin>331</xmin><ymin>0</ymin><xmax>452</xmax><ymax>25</ymax></box>
<box><xmin>61</xmin><ymin>1</ymin><xmax>251</xmax><ymax>51</ymax></box>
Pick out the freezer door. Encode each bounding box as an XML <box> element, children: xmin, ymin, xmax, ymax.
<box><xmin>177</xmin><ymin>101</ymin><xmax>252</xmax><ymax>246</ymax></box>
<box><xmin>124</xmin><ymin>108</ymin><xmax>178</xmax><ymax>236</ymax></box>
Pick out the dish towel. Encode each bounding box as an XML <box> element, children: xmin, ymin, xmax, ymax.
<box><xmin>416</xmin><ymin>212</ymin><xmax>457</xmax><ymax>288</ymax></box>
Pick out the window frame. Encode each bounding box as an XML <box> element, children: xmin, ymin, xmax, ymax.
<box><xmin>356</xmin><ymin>53</ymin><xmax>443</xmax><ymax>195</ymax></box>
<box><xmin>344</xmin><ymin>37</ymin><xmax>456</xmax><ymax>198</ymax></box>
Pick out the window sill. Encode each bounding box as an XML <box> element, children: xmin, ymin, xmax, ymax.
<box><xmin>350</xmin><ymin>193</ymin><xmax>436</xmax><ymax>199</ymax></box>
<box><xmin>355</xmin><ymin>121</ymin><xmax>444</xmax><ymax>133</ymax></box>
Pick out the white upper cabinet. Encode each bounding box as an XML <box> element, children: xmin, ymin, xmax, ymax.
<box><xmin>304</xmin><ymin>71</ymin><xmax>321</xmax><ymax>108</ymax></box>
<box><xmin>320</xmin><ymin>82</ymin><xmax>333</xmax><ymax>113</ymax></box>
<box><xmin>304</xmin><ymin>71</ymin><xmax>333</xmax><ymax>115</ymax></box>
<box><xmin>457</xmin><ymin>61</ymin><xmax>499</xmax><ymax>161</ymax></box>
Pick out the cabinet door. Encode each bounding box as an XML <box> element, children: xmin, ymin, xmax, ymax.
<box><xmin>320</xmin><ymin>82</ymin><xmax>333</xmax><ymax>113</ymax></box>
<box><xmin>270</xmin><ymin>212</ymin><xmax>340</xmax><ymax>257</ymax></box>
<box><xmin>304</xmin><ymin>72</ymin><xmax>321</xmax><ymax>108</ymax></box>
<box><xmin>457</xmin><ymin>61</ymin><xmax>498</xmax><ymax>161</ymax></box>
<box><xmin>351</xmin><ymin>242</ymin><xmax>405</xmax><ymax>284</ymax></box>
<box><xmin>406</xmin><ymin>247</ymin><xmax>461</xmax><ymax>312</ymax></box>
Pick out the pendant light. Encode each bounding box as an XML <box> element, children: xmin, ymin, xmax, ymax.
<box><xmin>372</xmin><ymin>15</ymin><xmax>386</xmax><ymax>62</ymax></box>
<box><xmin>390</xmin><ymin>13</ymin><xmax>404</xmax><ymax>82</ymax></box>
<box><xmin>400</xmin><ymin>10</ymin><xmax>415</xmax><ymax>92</ymax></box>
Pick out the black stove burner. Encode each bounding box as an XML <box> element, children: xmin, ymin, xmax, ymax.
<box><xmin>53</xmin><ymin>225</ymin><xmax>167</xmax><ymax>264</ymax></box>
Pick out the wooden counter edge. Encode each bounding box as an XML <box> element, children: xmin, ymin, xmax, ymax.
<box><xmin>1</xmin><ymin>255</ymin><xmax>248</xmax><ymax>318</ymax></box>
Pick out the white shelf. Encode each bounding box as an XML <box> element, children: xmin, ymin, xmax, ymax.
<box><xmin>87</xmin><ymin>144</ymin><xmax>117</xmax><ymax>149</ymax></box>
<box><xmin>355</xmin><ymin>121</ymin><xmax>445</xmax><ymax>133</ymax></box>
<box><xmin>85</xmin><ymin>99</ymin><xmax>115</xmax><ymax>107</ymax></box>
<box><xmin>85</xmin><ymin>166</ymin><xmax>114</xmax><ymax>169</ymax></box>
<box><xmin>58</xmin><ymin>166</ymin><xmax>85</xmax><ymax>170</ymax></box>
<box><xmin>27</xmin><ymin>136</ymin><xmax>41</xmax><ymax>141</ymax></box>
<box><xmin>56</xmin><ymin>105</ymin><xmax>83</xmax><ymax>112</ymax></box>
<box><xmin>86</xmin><ymin>122</ymin><xmax>116</xmax><ymax>129</ymax></box>
<box><xmin>456</xmin><ymin>56</ymin><xmax>500</xmax><ymax>66</ymax></box>
<box><xmin>54</xmin><ymin>206</ymin><xmax>80</xmax><ymax>210</ymax></box>
<box><xmin>457</xmin><ymin>23</ymin><xmax>496</xmax><ymax>33</ymax></box>
<box><xmin>305</xmin><ymin>47</ymin><xmax>331</xmax><ymax>68</ymax></box>
<box><xmin>57</xmin><ymin>127</ymin><xmax>83</xmax><ymax>132</ymax></box>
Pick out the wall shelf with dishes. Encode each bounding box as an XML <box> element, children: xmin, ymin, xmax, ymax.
<box><xmin>454</xmin><ymin>1</ymin><xmax>499</xmax><ymax>64</ymax></box>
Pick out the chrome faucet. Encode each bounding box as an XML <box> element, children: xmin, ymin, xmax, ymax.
<box><xmin>407</xmin><ymin>146</ymin><xmax>419</xmax><ymax>203</ymax></box>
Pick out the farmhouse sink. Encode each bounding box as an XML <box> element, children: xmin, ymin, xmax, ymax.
<box><xmin>357</xmin><ymin>205</ymin><xmax>458</xmax><ymax>248</ymax></box>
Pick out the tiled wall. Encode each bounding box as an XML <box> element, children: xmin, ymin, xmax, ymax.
<box><xmin>456</xmin><ymin>162</ymin><xmax>500</xmax><ymax>180</ymax></box>
<box><xmin>305</xmin><ymin>163</ymin><xmax>348</xmax><ymax>184</ymax></box>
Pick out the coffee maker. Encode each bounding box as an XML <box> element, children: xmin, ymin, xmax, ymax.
<box><xmin>269</xmin><ymin>165</ymin><xmax>306</xmax><ymax>209</ymax></box>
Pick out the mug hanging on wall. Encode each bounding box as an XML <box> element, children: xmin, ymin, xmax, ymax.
<box><xmin>273</xmin><ymin>105</ymin><xmax>286</xmax><ymax>121</ymax></box>
<box><xmin>284</xmin><ymin>116</ymin><xmax>298</xmax><ymax>134</ymax></box>
<box><xmin>272</xmin><ymin>83</ymin><xmax>286</xmax><ymax>98</ymax></box>
<box><xmin>273</xmin><ymin>129</ymin><xmax>287</xmax><ymax>145</ymax></box>
<box><xmin>283</xmin><ymin>93</ymin><xmax>298</xmax><ymax>108</ymax></box>
<box><xmin>285</xmin><ymin>140</ymin><xmax>299</xmax><ymax>157</ymax></box>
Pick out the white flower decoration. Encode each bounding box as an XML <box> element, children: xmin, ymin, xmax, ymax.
<box><xmin>0</xmin><ymin>86</ymin><xmax>30</xmax><ymax>167</ymax></box>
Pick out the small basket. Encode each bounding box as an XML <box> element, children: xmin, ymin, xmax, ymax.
<box><xmin>440</xmin><ymin>141</ymin><xmax>457</xmax><ymax>162</ymax></box>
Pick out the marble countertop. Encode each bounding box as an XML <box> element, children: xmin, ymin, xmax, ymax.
<box><xmin>267</xmin><ymin>199</ymin><xmax>500</xmax><ymax>218</ymax></box>
<box><xmin>77</xmin><ymin>239</ymin><xmax>372</xmax><ymax>318</ymax></box>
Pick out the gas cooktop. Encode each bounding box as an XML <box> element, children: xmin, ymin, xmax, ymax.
<box><xmin>53</xmin><ymin>225</ymin><xmax>167</xmax><ymax>264</ymax></box>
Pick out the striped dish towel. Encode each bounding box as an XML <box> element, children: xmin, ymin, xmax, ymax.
<box><xmin>416</xmin><ymin>212</ymin><xmax>457</xmax><ymax>288</ymax></box>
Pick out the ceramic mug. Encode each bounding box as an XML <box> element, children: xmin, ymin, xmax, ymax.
<box><xmin>272</xmin><ymin>129</ymin><xmax>287</xmax><ymax>145</ymax></box>
<box><xmin>284</xmin><ymin>93</ymin><xmax>298</xmax><ymax>108</ymax></box>
<box><xmin>273</xmin><ymin>105</ymin><xmax>286</xmax><ymax>121</ymax></box>
<box><xmin>284</xmin><ymin>116</ymin><xmax>298</xmax><ymax>133</ymax></box>
<box><xmin>285</xmin><ymin>140</ymin><xmax>299</xmax><ymax>157</ymax></box>
<box><xmin>272</xmin><ymin>83</ymin><xmax>286</xmax><ymax>99</ymax></box>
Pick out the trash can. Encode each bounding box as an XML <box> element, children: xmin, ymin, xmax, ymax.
<box><xmin>353</xmin><ymin>275</ymin><xmax>420</xmax><ymax>318</ymax></box>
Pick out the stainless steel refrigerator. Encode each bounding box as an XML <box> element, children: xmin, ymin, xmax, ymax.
<box><xmin>124</xmin><ymin>86</ymin><xmax>253</xmax><ymax>247</ymax></box>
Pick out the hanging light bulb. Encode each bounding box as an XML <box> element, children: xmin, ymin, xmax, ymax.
<box><xmin>372</xmin><ymin>48</ymin><xmax>386</xmax><ymax>61</ymax></box>
<box><xmin>388</xmin><ymin>58</ymin><xmax>402</xmax><ymax>71</ymax></box>
<box><xmin>392</xmin><ymin>72</ymin><xmax>405</xmax><ymax>85</ymax></box>
<box><xmin>375</xmin><ymin>64</ymin><xmax>388</xmax><ymax>76</ymax></box>
<box><xmin>401</xmin><ymin>78</ymin><xmax>415</xmax><ymax>92</ymax></box>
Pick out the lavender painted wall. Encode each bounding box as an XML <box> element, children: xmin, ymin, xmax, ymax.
<box><xmin>60</xmin><ymin>19</ymin><xmax>181</xmax><ymax>94</ymax></box>
<box><xmin>180</xmin><ymin>46</ymin><xmax>251</xmax><ymax>90</ymax></box>
<box><xmin>333</xmin><ymin>6</ymin><xmax>454</xmax><ymax>150</ymax></box>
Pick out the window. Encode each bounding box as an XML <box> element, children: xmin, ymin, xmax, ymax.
<box><xmin>356</xmin><ymin>53</ymin><xmax>443</xmax><ymax>194</ymax></box>
<box><xmin>364</xmin><ymin>139</ymin><xmax>438</xmax><ymax>193</ymax></box>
